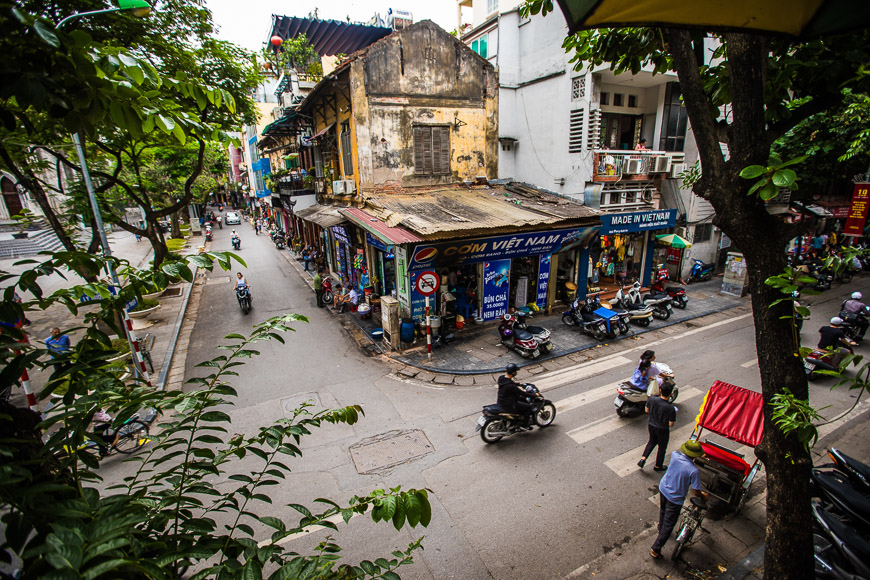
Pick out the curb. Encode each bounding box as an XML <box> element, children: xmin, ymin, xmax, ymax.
<box><xmin>155</xmin><ymin>265</ymin><xmax>198</xmax><ymax>391</ymax></box>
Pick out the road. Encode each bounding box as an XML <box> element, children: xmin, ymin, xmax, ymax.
<box><xmin>183</xmin><ymin>223</ymin><xmax>869</xmax><ymax>579</ymax></box>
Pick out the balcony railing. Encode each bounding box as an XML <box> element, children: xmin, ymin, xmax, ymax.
<box><xmin>593</xmin><ymin>150</ymin><xmax>684</xmax><ymax>181</ymax></box>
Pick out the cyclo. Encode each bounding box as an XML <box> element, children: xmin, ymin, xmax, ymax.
<box><xmin>670</xmin><ymin>380</ymin><xmax>765</xmax><ymax>560</ymax></box>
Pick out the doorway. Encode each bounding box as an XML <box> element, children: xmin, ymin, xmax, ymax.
<box><xmin>1</xmin><ymin>177</ymin><xmax>23</xmax><ymax>217</ymax></box>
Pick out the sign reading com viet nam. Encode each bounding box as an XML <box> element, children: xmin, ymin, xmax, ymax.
<box><xmin>844</xmin><ymin>183</ymin><xmax>870</xmax><ymax>237</ymax></box>
<box><xmin>408</xmin><ymin>226</ymin><xmax>598</xmax><ymax>269</ymax></box>
<box><xmin>598</xmin><ymin>209</ymin><xmax>677</xmax><ymax>235</ymax></box>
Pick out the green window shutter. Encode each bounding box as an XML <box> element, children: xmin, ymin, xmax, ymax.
<box><xmin>480</xmin><ymin>35</ymin><xmax>487</xmax><ymax>59</ymax></box>
<box><xmin>472</xmin><ymin>39</ymin><xmax>479</xmax><ymax>55</ymax></box>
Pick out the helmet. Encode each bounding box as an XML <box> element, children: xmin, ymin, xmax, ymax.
<box><xmin>505</xmin><ymin>363</ymin><xmax>519</xmax><ymax>375</ymax></box>
<box><xmin>852</xmin><ymin>292</ymin><xmax>863</xmax><ymax>300</ymax></box>
<box><xmin>831</xmin><ymin>316</ymin><xmax>844</xmax><ymax>326</ymax></box>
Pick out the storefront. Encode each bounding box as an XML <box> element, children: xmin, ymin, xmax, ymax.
<box><xmin>589</xmin><ymin>209</ymin><xmax>678</xmax><ymax>293</ymax></box>
<box><xmin>403</xmin><ymin>226</ymin><xmax>599</xmax><ymax>322</ymax></box>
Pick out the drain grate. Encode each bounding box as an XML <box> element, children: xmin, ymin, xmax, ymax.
<box><xmin>349</xmin><ymin>429</ymin><xmax>434</xmax><ymax>475</ymax></box>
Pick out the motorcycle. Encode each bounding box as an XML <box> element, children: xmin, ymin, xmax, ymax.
<box><xmin>231</xmin><ymin>236</ymin><xmax>241</xmax><ymax>250</ymax></box>
<box><xmin>322</xmin><ymin>277</ymin><xmax>334</xmax><ymax>305</ymax></box>
<box><xmin>499</xmin><ymin>312</ymin><xmax>547</xmax><ymax>358</ymax></box>
<box><xmin>811</xmin><ymin>264</ymin><xmax>833</xmax><ymax>291</ymax></box>
<box><xmin>476</xmin><ymin>383</ymin><xmax>556</xmax><ymax>443</ymax></box>
<box><xmin>686</xmin><ymin>259</ymin><xmax>715</xmax><ymax>284</ymax></box>
<box><xmin>512</xmin><ymin>311</ymin><xmax>555</xmax><ymax>354</ymax></box>
<box><xmin>561</xmin><ymin>297</ymin><xmax>608</xmax><ymax>341</ymax></box>
<box><xmin>582</xmin><ymin>294</ymin><xmax>630</xmax><ymax>338</ymax></box>
<box><xmin>609</xmin><ymin>287</ymin><xmax>654</xmax><ymax>327</ymax></box>
<box><xmin>273</xmin><ymin>233</ymin><xmax>286</xmax><ymax>250</ymax></box>
<box><xmin>804</xmin><ymin>347</ymin><xmax>854</xmax><ymax>381</ymax></box>
<box><xmin>823</xmin><ymin>448</ymin><xmax>870</xmax><ymax>494</ymax></box>
<box><xmin>650</xmin><ymin>276</ymin><xmax>688</xmax><ymax>309</ymax></box>
<box><xmin>626</xmin><ymin>281</ymin><xmax>672</xmax><ymax>320</ymax></box>
<box><xmin>613</xmin><ymin>363</ymin><xmax>680</xmax><ymax>417</ymax></box>
<box><xmin>204</xmin><ymin>226</ymin><xmax>213</xmax><ymax>242</ymax></box>
<box><xmin>236</xmin><ymin>284</ymin><xmax>252</xmax><ymax>315</ymax></box>
<box><xmin>811</xmin><ymin>499</ymin><xmax>870</xmax><ymax>580</ymax></box>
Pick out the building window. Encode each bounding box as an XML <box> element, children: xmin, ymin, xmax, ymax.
<box><xmin>569</xmin><ymin>109</ymin><xmax>584</xmax><ymax>153</ymax></box>
<box><xmin>487</xmin><ymin>0</ymin><xmax>498</xmax><ymax>15</ymax></box>
<box><xmin>693</xmin><ymin>223</ymin><xmax>713</xmax><ymax>243</ymax></box>
<box><xmin>628</xmin><ymin>95</ymin><xmax>637</xmax><ymax>108</ymax></box>
<box><xmin>340</xmin><ymin>122</ymin><xmax>353</xmax><ymax>176</ymax></box>
<box><xmin>413</xmin><ymin>125</ymin><xmax>451</xmax><ymax>175</ymax></box>
<box><xmin>600</xmin><ymin>92</ymin><xmax>609</xmax><ymax>106</ymax></box>
<box><xmin>471</xmin><ymin>34</ymin><xmax>488</xmax><ymax>59</ymax></box>
<box><xmin>613</xmin><ymin>93</ymin><xmax>624</xmax><ymax>107</ymax></box>
<box><xmin>659</xmin><ymin>82</ymin><xmax>689</xmax><ymax>152</ymax></box>
<box><xmin>571</xmin><ymin>77</ymin><xmax>585</xmax><ymax>100</ymax></box>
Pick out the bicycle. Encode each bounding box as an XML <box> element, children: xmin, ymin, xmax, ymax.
<box><xmin>63</xmin><ymin>414</ymin><xmax>151</xmax><ymax>457</ymax></box>
<box><xmin>671</xmin><ymin>496</ymin><xmax>709</xmax><ymax>560</ymax></box>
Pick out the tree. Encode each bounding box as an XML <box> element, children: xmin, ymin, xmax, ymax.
<box><xmin>521</xmin><ymin>3</ymin><xmax>870</xmax><ymax>577</ymax></box>
<box><xmin>0</xmin><ymin>252</ymin><xmax>430</xmax><ymax>578</ymax></box>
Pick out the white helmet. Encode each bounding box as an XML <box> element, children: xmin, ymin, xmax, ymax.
<box><xmin>831</xmin><ymin>316</ymin><xmax>844</xmax><ymax>326</ymax></box>
<box><xmin>852</xmin><ymin>292</ymin><xmax>863</xmax><ymax>300</ymax></box>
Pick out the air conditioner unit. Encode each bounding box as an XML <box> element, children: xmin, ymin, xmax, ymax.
<box><xmin>652</xmin><ymin>156</ymin><xmax>671</xmax><ymax>173</ymax></box>
<box><xmin>670</xmin><ymin>163</ymin><xmax>686</xmax><ymax>178</ymax></box>
<box><xmin>343</xmin><ymin>179</ymin><xmax>356</xmax><ymax>194</ymax></box>
<box><xmin>332</xmin><ymin>180</ymin><xmax>346</xmax><ymax>195</ymax></box>
<box><xmin>315</xmin><ymin>181</ymin><xmax>324</xmax><ymax>193</ymax></box>
<box><xmin>623</xmin><ymin>158</ymin><xmax>643</xmax><ymax>174</ymax></box>
<box><xmin>675</xmin><ymin>227</ymin><xmax>687</xmax><ymax>238</ymax></box>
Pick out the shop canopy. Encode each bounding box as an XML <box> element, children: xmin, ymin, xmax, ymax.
<box><xmin>553</xmin><ymin>0</ymin><xmax>870</xmax><ymax>38</ymax></box>
<box><xmin>294</xmin><ymin>203</ymin><xmax>346</xmax><ymax>228</ymax></box>
<box><xmin>340</xmin><ymin>207</ymin><xmax>423</xmax><ymax>245</ymax></box>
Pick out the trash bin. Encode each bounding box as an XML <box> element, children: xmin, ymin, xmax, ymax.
<box><xmin>400</xmin><ymin>318</ymin><xmax>416</xmax><ymax>344</ymax></box>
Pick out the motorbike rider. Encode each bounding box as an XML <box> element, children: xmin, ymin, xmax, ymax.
<box><xmin>841</xmin><ymin>291</ymin><xmax>869</xmax><ymax>340</ymax></box>
<box><xmin>233</xmin><ymin>272</ymin><xmax>251</xmax><ymax>294</ymax></box>
<box><xmin>497</xmin><ymin>363</ymin><xmax>536</xmax><ymax>429</ymax></box>
<box><xmin>230</xmin><ymin>229</ymin><xmax>240</xmax><ymax>248</ymax></box>
<box><xmin>818</xmin><ymin>317</ymin><xmax>857</xmax><ymax>352</ymax></box>
<box><xmin>629</xmin><ymin>350</ymin><xmax>661</xmax><ymax>394</ymax></box>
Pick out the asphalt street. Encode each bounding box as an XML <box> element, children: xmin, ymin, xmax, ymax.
<box><xmin>178</xmin><ymin>227</ymin><xmax>870</xmax><ymax>580</ymax></box>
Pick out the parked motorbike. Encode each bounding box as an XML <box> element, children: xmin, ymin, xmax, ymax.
<box><xmin>322</xmin><ymin>277</ymin><xmax>334</xmax><ymax>305</ymax></box>
<box><xmin>609</xmin><ymin>287</ymin><xmax>654</xmax><ymax>327</ymax></box>
<box><xmin>626</xmin><ymin>281</ymin><xmax>672</xmax><ymax>320</ymax></box>
<box><xmin>561</xmin><ymin>297</ymin><xmax>608</xmax><ymax>341</ymax></box>
<box><xmin>811</xmin><ymin>264</ymin><xmax>834</xmax><ymax>291</ymax></box>
<box><xmin>273</xmin><ymin>232</ymin><xmax>286</xmax><ymax>250</ymax></box>
<box><xmin>476</xmin><ymin>383</ymin><xmax>556</xmax><ymax>443</ymax></box>
<box><xmin>231</xmin><ymin>235</ymin><xmax>241</xmax><ymax>250</ymax></box>
<box><xmin>236</xmin><ymin>284</ymin><xmax>252</xmax><ymax>315</ymax></box>
<box><xmin>513</xmin><ymin>311</ymin><xmax>555</xmax><ymax>355</ymax></box>
<box><xmin>686</xmin><ymin>259</ymin><xmax>715</xmax><ymax>284</ymax></box>
<box><xmin>582</xmin><ymin>294</ymin><xmax>630</xmax><ymax>338</ymax></box>
<box><xmin>811</xmin><ymin>499</ymin><xmax>870</xmax><ymax>580</ymax></box>
<box><xmin>613</xmin><ymin>363</ymin><xmax>680</xmax><ymax>417</ymax></box>
<box><xmin>204</xmin><ymin>226</ymin><xmax>213</xmax><ymax>242</ymax></box>
<box><xmin>804</xmin><ymin>347</ymin><xmax>854</xmax><ymax>381</ymax></box>
<box><xmin>823</xmin><ymin>448</ymin><xmax>870</xmax><ymax>494</ymax></box>
<box><xmin>499</xmin><ymin>312</ymin><xmax>549</xmax><ymax>358</ymax></box>
<box><xmin>650</xmin><ymin>276</ymin><xmax>689</xmax><ymax>309</ymax></box>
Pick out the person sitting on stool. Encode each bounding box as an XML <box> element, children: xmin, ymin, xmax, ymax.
<box><xmin>336</xmin><ymin>285</ymin><xmax>359</xmax><ymax>313</ymax></box>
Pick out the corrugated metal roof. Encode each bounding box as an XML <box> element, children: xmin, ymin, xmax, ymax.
<box><xmin>361</xmin><ymin>184</ymin><xmax>601</xmax><ymax>240</ymax></box>
<box><xmin>293</xmin><ymin>204</ymin><xmax>346</xmax><ymax>228</ymax></box>
<box><xmin>340</xmin><ymin>207</ymin><xmax>423</xmax><ymax>244</ymax></box>
<box><xmin>269</xmin><ymin>16</ymin><xmax>392</xmax><ymax>57</ymax></box>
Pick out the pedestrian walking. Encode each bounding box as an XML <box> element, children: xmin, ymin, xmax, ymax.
<box><xmin>638</xmin><ymin>381</ymin><xmax>676</xmax><ymax>471</ymax></box>
<box><xmin>45</xmin><ymin>327</ymin><xmax>72</xmax><ymax>371</ymax></box>
<box><xmin>13</xmin><ymin>292</ymin><xmax>31</xmax><ymax>326</ymax></box>
<box><xmin>649</xmin><ymin>440</ymin><xmax>708</xmax><ymax>559</ymax></box>
<box><xmin>314</xmin><ymin>269</ymin><xmax>324</xmax><ymax>307</ymax></box>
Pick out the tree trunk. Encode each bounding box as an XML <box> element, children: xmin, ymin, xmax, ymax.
<box><xmin>170</xmin><ymin>210</ymin><xmax>182</xmax><ymax>239</ymax></box>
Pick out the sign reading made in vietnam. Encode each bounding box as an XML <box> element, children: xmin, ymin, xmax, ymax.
<box><xmin>599</xmin><ymin>209</ymin><xmax>677</xmax><ymax>235</ymax></box>
<box><xmin>408</xmin><ymin>226</ymin><xmax>598</xmax><ymax>270</ymax></box>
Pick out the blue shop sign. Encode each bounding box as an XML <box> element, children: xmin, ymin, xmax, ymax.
<box><xmin>408</xmin><ymin>226</ymin><xmax>598</xmax><ymax>269</ymax></box>
<box><xmin>366</xmin><ymin>232</ymin><xmax>392</xmax><ymax>252</ymax></box>
<box><xmin>331</xmin><ymin>226</ymin><xmax>351</xmax><ymax>246</ymax></box>
<box><xmin>598</xmin><ymin>209</ymin><xmax>677</xmax><ymax>235</ymax></box>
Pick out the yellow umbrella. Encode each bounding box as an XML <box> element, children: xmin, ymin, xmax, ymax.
<box><xmin>554</xmin><ymin>0</ymin><xmax>868</xmax><ymax>38</ymax></box>
<box><xmin>656</xmin><ymin>233</ymin><xmax>693</xmax><ymax>249</ymax></box>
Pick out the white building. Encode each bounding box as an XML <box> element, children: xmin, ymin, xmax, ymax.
<box><xmin>457</xmin><ymin>0</ymin><xmax>727</xmax><ymax>285</ymax></box>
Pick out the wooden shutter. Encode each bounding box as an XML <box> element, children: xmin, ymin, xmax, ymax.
<box><xmin>437</xmin><ymin>127</ymin><xmax>450</xmax><ymax>174</ymax></box>
<box><xmin>413</xmin><ymin>126</ymin><xmax>424</xmax><ymax>174</ymax></box>
<box><xmin>422</xmin><ymin>127</ymin><xmax>433</xmax><ymax>174</ymax></box>
<box><xmin>413</xmin><ymin>126</ymin><xmax>449</xmax><ymax>175</ymax></box>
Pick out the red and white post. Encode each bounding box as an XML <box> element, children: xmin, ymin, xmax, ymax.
<box><xmin>123</xmin><ymin>313</ymin><xmax>152</xmax><ymax>387</ymax></box>
<box><xmin>425</xmin><ymin>297</ymin><xmax>432</xmax><ymax>361</ymax></box>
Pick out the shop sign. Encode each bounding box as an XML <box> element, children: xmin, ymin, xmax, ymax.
<box><xmin>331</xmin><ymin>226</ymin><xmax>351</xmax><ymax>246</ymax></box>
<box><xmin>395</xmin><ymin>247</ymin><xmax>410</xmax><ymax>311</ymax></box>
<box><xmin>598</xmin><ymin>209</ymin><xmax>677</xmax><ymax>235</ymax></box>
<box><xmin>844</xmin><ymin>183</ymin><xmax>870</xmax><ymax>236</ymax></box>
<box><xmin>666</xmin><ymin>247</ymin><xmax>681</xmax><ymax>264</ymax></box>
<box><xmin>481</xmin><ymin>259</ymin><xmax>511</xmax><ymax>321</ymax></box>
<box><xmin>536</xmin><ymin>254</ymin><xmax>551</xmax><ymax>309</ymax></box>
<box><xmin>366</xmin><ymin>232</ymin><xmax>392</xmax><ymax>252</ymax></box>
<box><xmin>830</xmin><ymin>206</ymin><xmax>850</xmax><ymax>219</ymax></box>
<box><xmin>408</xmin><ymin>226</ymin><xmax>598</xmax><ymax>269</ymax></box>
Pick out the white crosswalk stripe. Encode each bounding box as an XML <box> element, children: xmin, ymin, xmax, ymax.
<box><xmin>536</xmin><ymin>356</ymin><xmax>632</xmax><ymax>391</ymax></box>
<box><xmin>740</xmin><ymin>358</ymin><xmax>758</xmax><ymax>368</ymax></box>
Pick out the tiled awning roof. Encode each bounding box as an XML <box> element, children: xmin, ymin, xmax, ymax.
<box><xmin>360</xmin><ymin>183</ymin><xmax>601</xmax><ymax>239</ymax></box>
<box><xmin>294</xmin><ymin>203</ymin><xmax>346</xmax><ymax>228</ymax></box>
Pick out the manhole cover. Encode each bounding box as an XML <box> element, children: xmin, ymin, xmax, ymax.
<box><xmin>205</xmin><ymin>276</ymin><xmax>230</xmax><ymax>285</ymax></box>
<box><xmin>349</xmin><ymin>429</ymin><xmax>434</xmax><ymax>475</ymax></box>
<box><xmin>161</xmin><ymin>287</ymin><xmax>183</xmax><ymax>297</ymax></box>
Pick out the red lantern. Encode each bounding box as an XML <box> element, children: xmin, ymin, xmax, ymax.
<box><xmin>270</xmin><ymin>35</ymin><xmax>283</xmax><ymax>47</ymax></box>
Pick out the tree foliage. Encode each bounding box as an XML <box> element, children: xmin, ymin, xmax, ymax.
<box><xmin>0</xmin><ymin>253</ymin><xmax>430</xmax><ymax>578</ymax></box>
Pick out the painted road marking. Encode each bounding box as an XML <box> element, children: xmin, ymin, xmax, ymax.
<box><xmin>740</xmin><ymin>359</ymin><xmax>758</xmax><ymax>368</ymax></box>
<box><xmin>555</xmin><ymin>381</ymin><xmax>623</xmax><ymax>414</ymax></box>
<box><xmin>565</xmin><ymin>387</ymin><xmax>703</xmax><ymax>446</ymax></box>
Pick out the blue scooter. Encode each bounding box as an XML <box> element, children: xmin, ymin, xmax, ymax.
<box><xmin>686</xmin><ymin>259</ymin><xmax>714</xmax><ymax>284</ymax></box>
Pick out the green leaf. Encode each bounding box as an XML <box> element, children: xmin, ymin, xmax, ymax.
<box><xmin>33</xmin><ymin>20</ymin><xmax>60</xmax><ymax>48</ymax></box>
<box><xmin>759</xmin><ymin>182</ymin><xmax>780</xmax><ymax>201</ymax></box>
<box><xmin>739</xmin><ymin>165</ymin><xmax>765</xmax><ymax>179</ymax></box>
<box><xmin>772</xmin><ymin>168</ymin><xmax>797</xmax><ymax>187</ymax></box>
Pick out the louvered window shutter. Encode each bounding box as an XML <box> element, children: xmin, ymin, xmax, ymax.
<box><xmin>438</xmin><ymin>127</ymin><xmax>450</xmax><ymax>174</ymax></box>
<box><xmin>413</xmin><ymin>126</ymin><xmax>424</xmax><ymax>174</ymax></box>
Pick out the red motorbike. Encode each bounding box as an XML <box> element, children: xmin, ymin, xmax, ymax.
<box><xmin>650</xmin><ymin>273</ymin><xmax>688</xmax><ymax>309</ymax></box>
<box><xmin>321</xmin><ymin>277</ymin><xmax>334</xmax><ymax>305</ymax></box>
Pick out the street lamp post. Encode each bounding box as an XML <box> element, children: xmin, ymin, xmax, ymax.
<box><xmin>56</xmin><ymin>1</ymin><xmax>153</xmax><ymax>384</ymax></box>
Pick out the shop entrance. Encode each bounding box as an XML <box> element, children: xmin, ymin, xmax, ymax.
<box><xmin>509</xmin><ymin>256</ymin><xmax>539</xmax><ymax>310</ymax></box>
<box><xmin>589</xmin><ymin>233</ymin><xmax>644</xmax><ymax>294</ymax></box>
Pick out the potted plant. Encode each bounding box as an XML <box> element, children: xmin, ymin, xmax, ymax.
<box><xmin>107</xmin><ymin>337</ymin><xmax>133</xmax><ymax>362</ymax></box>
<box><xmin>11</xmin><ymin>208</ymin><xmax>37</xmax><ymax>239</ymax></box>
<box><xmin>128</xmin><ymin>298</ymin><xmax>160</xmax><ymax>319</ymax></box>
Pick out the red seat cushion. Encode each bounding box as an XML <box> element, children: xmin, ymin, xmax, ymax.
<box><xmin>700</xmin><ymin>442</ymin><xmax>751</xmax><ymax>477</ymax></box>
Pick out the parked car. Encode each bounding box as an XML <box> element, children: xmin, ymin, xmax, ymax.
<box><xmin>225</xmin><ymin>212</ymin><xmax>241</xmax><ymax>225</ymax></box>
